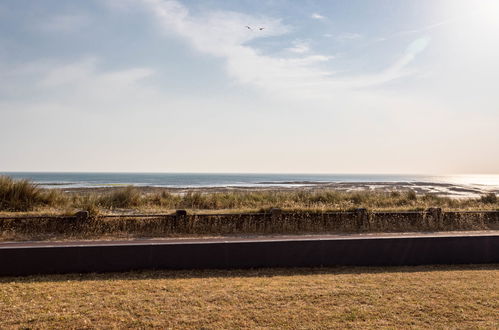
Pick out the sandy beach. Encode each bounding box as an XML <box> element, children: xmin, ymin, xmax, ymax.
<box><xmin>58</xmin><ymin>181</ymin><xmax>499</xmax><ymax>199</ymax></box>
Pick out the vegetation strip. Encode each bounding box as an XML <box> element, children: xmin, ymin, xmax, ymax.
<box><xmin>0</xmin><ymin>265</ymin><xmax>497</xmax><ymax>328</ymax></box>
<box><xmin>2</xmin><ymin>176</ymin><xmax>498</xmax><ymax>240</ymax></box>
<box><xmin>1</xmin><ymin>176</ymin><xmax>498</xmax><ymax>215</ymax></box>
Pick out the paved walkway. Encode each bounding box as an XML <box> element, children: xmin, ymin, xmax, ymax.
<box><xmin>1</xmin><ymin>230</ymin><xmax>498</xmax><ymax>248</ymax></box>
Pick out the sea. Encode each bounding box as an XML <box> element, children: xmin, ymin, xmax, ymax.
<box><xmin>1</xmin><ymin>172</ymin><xmax>499</xmax><ymax>191</ymax></box>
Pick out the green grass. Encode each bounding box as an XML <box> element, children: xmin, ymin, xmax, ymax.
<box><xmin>0</xmin><ymin>265</ymin><xmax>497</xmax><ymax>328</ymax></box>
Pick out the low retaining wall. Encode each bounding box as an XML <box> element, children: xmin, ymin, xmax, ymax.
<box><xmin>1</xmin><ymin>209</ymin><xmax>498</xmax><ymax>239</ymax></box>
<box><xmin>1</xmin><ymin>234</ymin><xmax>498</xmax><ymax>276</ymax></box>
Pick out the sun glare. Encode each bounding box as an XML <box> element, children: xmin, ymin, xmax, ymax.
<box><xmin>438</xmin><ymin>0</ymin><xmax>499</xmax><ymax>59</ymax></box>
<box><xmin>446</xmin><ymin>174</ymin><xmax>499</xmax><ymax>187</ymax></box>
<box><xmin>449</xmin><ymin>0</ymin><xmax>499</xmax><ymax>27</ymax></box>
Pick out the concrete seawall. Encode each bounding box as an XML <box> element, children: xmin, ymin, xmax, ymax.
<box><xmin>1</xmin><ymin>233</ymin><xmax>498</xmax><ymax>276</ymax></box>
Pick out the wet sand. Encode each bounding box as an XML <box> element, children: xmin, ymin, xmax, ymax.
<box><xmin>57</xmin><ymin>181</ymin><xmax>498</xmax><ymax>198</ymax></box>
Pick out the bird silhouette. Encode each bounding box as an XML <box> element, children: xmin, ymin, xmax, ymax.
<box><xmin>245</xmin><ymin>26</ymin><xmax>265</xmax><ymax>31</ymax></box>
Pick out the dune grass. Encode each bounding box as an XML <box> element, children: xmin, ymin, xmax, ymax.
<box><xmin>0</xmin><ymin>176</ymin><xmax>66</xmax><ymax>212</ymax></box>
<box><xmin>0</xmin><ymin>265</ymin><xmax>497</xmax><ymax>328</ymax></box>
<box><xmin>1</xmin><ymin>175</ymin><xmax>498</xmax><ymax>216</ymax></box>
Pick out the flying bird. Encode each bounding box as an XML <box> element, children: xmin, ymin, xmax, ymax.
<box><xmin>245</xmin><ymin>26</ymin><xmax>266</xmax><ymax>31</ymax></box>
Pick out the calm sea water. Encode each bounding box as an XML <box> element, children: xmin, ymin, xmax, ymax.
<box><xmin>2</xmin><ymin>172</ymin><xmax>499</xmax><ymax>189</ymax></box>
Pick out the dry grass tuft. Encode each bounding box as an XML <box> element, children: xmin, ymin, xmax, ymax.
<box><xmin>0</xmin><ymin>176</ymin><xmax>66</xmax><ymax>211</ymax></box>
<box><xmin>481</xmin><ymin>192</ymin><xmax>498</xmax><ymax>204</ymax></box>
<box><xmin>100</xmin><ymin>186</ymin><xmax>142</xmax><ymax>209</ymax></box>
<box><xmin>0</xmin><ymin>176</ymin><xmax>42</xmax><ymax>211</ymax></box>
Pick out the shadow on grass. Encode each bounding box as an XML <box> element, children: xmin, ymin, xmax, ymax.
<box><xmin>1</xmin><ymin>264</ymin><xmax>497</xmax><ymax>284</ymax></box>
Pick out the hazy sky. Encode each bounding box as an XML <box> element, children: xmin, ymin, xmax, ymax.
<box><xmin>1</xmin><ymin>0</ymin><xmax>498</xmax><ymax>174</ymax></box>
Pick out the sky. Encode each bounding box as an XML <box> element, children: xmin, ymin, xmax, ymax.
<box><xmin>0</xmin><ymin>0</ymin><xmax>498</xmax><ymax>174</ymax></box>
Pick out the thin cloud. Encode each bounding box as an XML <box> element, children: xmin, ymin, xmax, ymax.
<box><xmin>336</xmin><ymin>32</ymin><xmax>362</xmax><ymax>41</ymax></box>
<box><xmin>116</xmin><ymin>0</ymin><xmax>429</xmax><ymax>99</ymax></box>
<box><xmin>38</xmin><ymin>14</ymin><xmax>91</xmax><ymax>33</ymax></box>
<box><xmin>372</xmin><ymin>15</ymin><xmax>461</xmax><ymax>46</ymax></box>
<box><xmin>311</xmin><ymin>13</ymin><xmax>325</xmax><ymax>20</ymax></box>
<box><xmin>286</xmin><ymin>41</ymin><xmax>310</xmax><ymax>54</ymax></box>
<box><xmin>0</xmin><ymin>58</ymin><xmax>158</xmax><ymax>112</ymax></box>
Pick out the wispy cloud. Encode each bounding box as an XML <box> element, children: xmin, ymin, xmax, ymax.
<box><xmin>310</xmin><ymin>13</ymin><xmax>325</xmax><ymax>20</ymax></box>
<box><xmin>335</xmin><ymin>32</ymin><xmax>362</xmax><ymax>41</ymax></box>
<box><xmin>372</xmin><ymin>15</ymin><xmax>460</xmax><ymax>45</ymax></box>
<box><xmin>39</xmin><ymin>58</ymin><xmax>154</xmax><ymax>91</ymax></box>
<box><xmin>339</xmin><ymin>37</ymin><xmax>430</xmax><ymax>88</ymax></box>
<box><xmin>110</xmin><ymin>0</ymin><xmax>428</xmax><ymax>99</ymax></box>
<box><xmin>38</xmin><ymin>14</ymin><xmax>91</xmax><ymax>33</ymax></box>
<box><xmin>0</xmin><ymin>58</ymin><xmax>157</xmax><ymax>112</ymax></box>
<box><xmin>286</xmin><ymin>41</ymin><xmax>310</xmax><ymax>54</ymax></box>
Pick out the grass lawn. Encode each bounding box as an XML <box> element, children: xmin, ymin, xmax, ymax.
<box><xmin>0</xmin><ymin>265</ymin><xmax>498</xmax><ymax>328</ymax></box>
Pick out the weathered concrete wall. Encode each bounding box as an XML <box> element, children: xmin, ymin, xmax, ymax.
<box><xmin>1</xmin><ymin>234</ymin><xmax>498</xmax><ymax>276</ymax></box>
<box><xmin>0</xmin><ymin>209</ymin><xmax>498</xmax><ymax>239</ymax></box>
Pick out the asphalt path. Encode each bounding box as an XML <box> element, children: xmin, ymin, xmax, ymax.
<box><xmin>1</xmin><ymin>230</ymin><xmax>498</xmax><ymax>248</ymax></box>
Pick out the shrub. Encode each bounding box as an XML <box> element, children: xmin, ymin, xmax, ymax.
<box><xmin>480</xmin><ymin>193</ymin><xmax>497</xmax><ymax>204</ymax></box>
<box><xmin>406</xmin><ymin>190</ymin><xmax>417</xmax><ymax>201</ymax></box>
<box><xmin>101</xmin><ymin>186</ymin><xmax>142</xmax><ymax>208</ymax></box>
<box><xmin>73</xmin><ymin>195</ymin><xmax>101</xmax><ymax>216</ymax></box>
<box><xmin>181</xmin><ymin>192</ymin><xmax>205</xmax><ymax>209</ymax></box>
<box><xmin>41</xmin><ymin>189</ymin><xmax>68</xmax><ymax>208</ymax></box>
<box><xmin>0</xmin><ymin>176</ymin><xmax>43</xmax><ymax>211</ymax></box>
